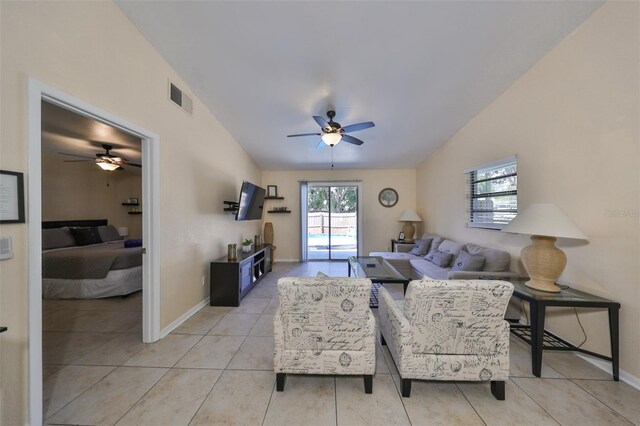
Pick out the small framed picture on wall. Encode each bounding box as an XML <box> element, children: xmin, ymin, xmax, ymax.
<box><xmin>267</xmin><ymin>185</ymin><xmax>278</xmax><ymax>197</ymax></box>
<box><xmin>398</xmin><ymin>232</ymin><xmax>405</xmax><ymax>241</ymax></box>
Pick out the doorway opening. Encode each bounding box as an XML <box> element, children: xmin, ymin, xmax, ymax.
<box><xmin>28</xmin><ymin>78</ymin><xmax>160</xmax><ymax>425</ymax></box>
<box><xmin>304</xmin><ymin>183</ymin><xmax>360</xmax><ymax>260</ymax></box>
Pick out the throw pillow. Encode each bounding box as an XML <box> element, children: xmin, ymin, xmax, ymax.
<box><xmin>424</xmin><ymin>250</ymin><xmax>453</xmax><ymax>268</ymax></box>
<box><xmin>97</xmin><ymin>225</ymin><xmax>121</xmax><ymax>242</ymax></box>
<box><xmin>124</xmin><ymin>239</ymin><xmax>143</xmax><ymax>248</ymax></box>
<box><xmin>70</xmin><ymin>227</ymin><xmax>103</xmax><ymax>246</ymax></box>
<box><xmin>409</xmin><ymin>238</ymin><xmax>432</xmax><ymax>256</ymax></box>
<box><xmin>451</xmin><ymin>250</ymin><xmax>486</xmax><ymax>272</ymax></box>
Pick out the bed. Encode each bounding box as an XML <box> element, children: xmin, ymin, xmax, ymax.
<box><xmin>42</xmin><ymin>219</ymin><xmax>143</xmax><ymax>299</ymax></box>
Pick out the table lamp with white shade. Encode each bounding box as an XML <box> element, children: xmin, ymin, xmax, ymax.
<box><xmin>398</xmin><ymin>209</ymin><xmax>423</xmax><ymax>242</ymax></box>
<box><xmin>502</xmin><ymin>203</ymin><xmax>587</xmax><ymax>293</ymax></box>
<box><xmin>117</xmin><ymin>227</ymin><xmax>129</xmax><ymax>239</ymax></box>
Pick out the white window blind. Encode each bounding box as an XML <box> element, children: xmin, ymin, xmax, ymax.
<box><xmin>466</xmin><ymin>156</ymin><xmax>517</xmax><ymax>230</ymax></box>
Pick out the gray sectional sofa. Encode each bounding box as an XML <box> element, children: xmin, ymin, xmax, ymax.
<box><xmin>369</xmin><ymin>234</ymin><xmax>520</xmax><ymax>281</ymax></box>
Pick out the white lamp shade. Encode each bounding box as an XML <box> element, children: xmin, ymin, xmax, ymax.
<box><xmin>398</xmin><ymin>209</ymin><xmax>422</xmax><ymax>222</ymax></box>
<box><xmin>117</xmin><ymin>227</ymin><xmax>129</xmax><ymax>237</ymax></box>
<box><xmin>502</xmin><ymin>203</ymin><xmax>587</xmax><ymax>240</ymax></box>
<box><xmin>321</xmin><ymin>133</ymin><xmax>342</xmax><ymax>146</ymax></box>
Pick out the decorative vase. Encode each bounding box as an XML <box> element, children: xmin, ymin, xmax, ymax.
<box><xmin>227</xmin><ymin>244</ymin><xmax>237</xmax><ymax>260</ymax></box>
<box><xmin>264</xmin><ymin>222</ymin><xmax>274</xmax><ymax>244</ymax></box>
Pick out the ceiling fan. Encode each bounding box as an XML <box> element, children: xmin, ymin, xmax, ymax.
<box><xmin>60</xmin><ymin>144</ymin><xmax>141</xmax><ymax>171</ymax></box>
<box><xmin>287</xmin><ymin>110</ymin><xmax>375</xmax><ymax>148</ymax></box>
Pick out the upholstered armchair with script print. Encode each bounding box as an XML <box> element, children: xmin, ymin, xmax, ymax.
<box><xmin>274</xmin><ymin>277</ymin><xmax>376</xmax><ymax>393</ymax></box>
<box><xmin>378</xmin><ymin>279</ymin><xmax>513</xmax><ymax>399</ymax></box>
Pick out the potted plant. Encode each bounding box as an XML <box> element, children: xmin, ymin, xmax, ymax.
<box><xmin>241</xmin><ymin>238</ymin><xmax>253</xmax><ymax>253</ymax></box>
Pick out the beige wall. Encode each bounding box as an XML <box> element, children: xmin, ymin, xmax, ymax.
<box><xmin>0</xmin><ymin>2</ymin><xmax>261</xmax><ymax>423</ymax></box>
<box><xmin>262</xmin><ymin>169</ymin><xmax>416</xmax><ymax>260</ymax></box>
<box><xmin>42</xmin><ymin>154</ymin><xmax>143</xmax><ymax>238</ymax></box>
<box><xmin>416</xmin><ymin>2</ymin><xmax>639</xmax><ymax>379</ymax></box>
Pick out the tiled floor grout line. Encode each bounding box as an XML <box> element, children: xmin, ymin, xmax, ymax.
<box><xmin>570</xmin><ymin>378</ymin><xmax>636</xmax><ymax>425</ymax></box>
<box><xmin>186</xmin><ymin>368</ymin><xmax>225</xmax><ymax>426</ymax></box>
<box><xmin>509</xmin><ymin>376</ymin><xmax>561</xmax><ymax>425</ymax></box>
<box><xmin>113</xmin><ymin>366</ymin><xmax>174</xmax><ymax>425</ymax></box>
<box><xmin>455</xmin><ymin>381</ymin><xmax>487</xmax><ymax>426</ymax></box>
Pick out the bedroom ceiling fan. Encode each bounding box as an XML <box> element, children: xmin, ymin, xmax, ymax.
<box><xmin>287</xmin><ymin>110</ymin><xmax>375</xmax><ymax>148</ymax></box>
<box><xmin>60</xmin><ymin>144</ymin><xmax>141</xmax><ymax>171</ymax></box>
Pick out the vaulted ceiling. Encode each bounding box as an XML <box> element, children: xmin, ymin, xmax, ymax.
<box><xmin>116</xmin><ymin>1</ymin><xmax>602</xmax><ymax>170</ymax></box>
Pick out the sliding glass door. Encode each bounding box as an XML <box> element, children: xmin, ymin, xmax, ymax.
<box><xmin>306</xmin><ymin>184</ymin><xmax>359</xmax><ymax>260</ymax></box>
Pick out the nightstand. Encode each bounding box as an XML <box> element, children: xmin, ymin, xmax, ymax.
<box><xmin>391</xmin><ymin>239</ymin><xmax>415</xmax><ymax>252</ymax></box>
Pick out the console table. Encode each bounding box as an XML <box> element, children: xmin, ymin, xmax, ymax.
<box><xmin>508</xmin><ymin>279</ymin><xmax>620</xmax><ymax>380</ymax></box>
<box><xmin>210</xmin><ymin>244</ymin><xmax>272</xmax><ymax>306</ymax></box>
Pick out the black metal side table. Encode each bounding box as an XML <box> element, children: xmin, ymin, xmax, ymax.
<box><xmin>508</xmin><ymin>279</ymin><xmax>620</xmax><ymax>380</ymax></box>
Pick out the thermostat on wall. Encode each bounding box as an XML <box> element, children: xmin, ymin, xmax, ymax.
<box><xmin>0</xmin><ymin>237</ymin><xmax>13</xmax><ymax>260</ymax></box>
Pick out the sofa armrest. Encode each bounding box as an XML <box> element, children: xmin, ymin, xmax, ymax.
<box><xmin>394</xmin><ymin>243</ymin><xmax>415</xmax><ymax>253</ymax></box>
<box><xmin>378</xmin><ymin>287</ymin><xmax>412</xmax><ymax>370</ymax></box>
<box><xmin>447</xmin><ymin>270</ymin><xmax>522</xmax><ymax>280</ymax></box>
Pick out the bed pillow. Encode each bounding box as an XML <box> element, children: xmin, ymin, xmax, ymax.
<box><xmin>409</xmin><ymin>238</ymin><xmax>432</xmax><ymax>256</ymax></box>
<box><xmin>451</xmin><ymin>249</ymin><xmax>486</xmax><ymax>272</ymax></box>
<box><xmin>97</xmin><ymin>225</ymin><xmax>121</xmax><ymax>242</ymax></box>
<box><xmin>124</xmin><ymin>239</ymin><xmax>143</xmax><ymax>248</ymax></box>
<box><xmin>42</xmin><ymin>228</ymin><xmax>76</xmax><ymax>250</ymax></box>
<box><xmin>70</xmin><ymin>227</ymin><xmax>103</xmax><ymax>246</ymax></box>
<box><xmin>424</xmin><ymin>250</ymin><xmax>453</xmax><ymax>268</ymax></box>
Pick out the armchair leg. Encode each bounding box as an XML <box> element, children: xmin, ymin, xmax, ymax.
<box><xmin>276</xmin><ymin>373</ymin><xmax>286</xmax><ymax>392</ymax></box>
<box><xmin>401</xmin><ymin>378</ymin><xmax>412</xmax><ymax>397</ymax></box>
<box><xmin>364</xmin><ymin>375</ymin><xmax>373</xmax><ymax>394</ymax></box>
<box><xmin>380</xmin><ymin>333</ymin><xmax>387</xmax><ymax>346</ymax></box>
<box><xmin>491</xmin><ymin>380</ymin><xmax>505</xmax><ymax>400</ymax></box>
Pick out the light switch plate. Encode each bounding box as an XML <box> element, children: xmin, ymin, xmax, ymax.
<box><xmin>0</xmin><ymin>237</ymin><xmax>13</xmax><ymax>260</ymax></box>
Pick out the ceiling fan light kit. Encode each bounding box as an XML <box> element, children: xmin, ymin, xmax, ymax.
<box><xmin>96</xmin><ymin>161</ymin><xmax>121</xmax><ymax>171</ymax></box>
<box><xmin>60</xmin><ymin>143</ymin><xmax>141</xmax><ymax>171</ymax></box>
<box><xmin>287</xmin><ymin>110</ymin><xmax>375</xmax><ymax>148</ymax></box>
<box><xmin>321</xmin><ymin>133</ymin><xmax>342</xmax><ymax>146</ymax></box>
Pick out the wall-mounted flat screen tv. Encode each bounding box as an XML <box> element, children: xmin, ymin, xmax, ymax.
<box><xmin>235</xmin><ymin>181</ymin><xmax>265</xmax><ymax>221</ymax></box>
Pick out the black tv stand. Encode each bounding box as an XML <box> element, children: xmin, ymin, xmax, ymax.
<box><xmin>209</xmin><ymin>244</ymin><xmax>272</xmax><ymax>306</ymax></box>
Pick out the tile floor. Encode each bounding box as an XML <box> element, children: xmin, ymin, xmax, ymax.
<box><xmin>43</xmin><ymin>262</ymin><xmax>639</xmax><ymax>425</ymax></box>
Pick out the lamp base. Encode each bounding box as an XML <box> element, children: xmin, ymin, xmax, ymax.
<box><xmin>521</xmin><ymin>235</ymin><xmax>566</xmax><ymax>293</ymax></box>
<box><xmin>402</xmin><ymin>222</ymin><xmax>416</xmax><ymax>242</ymax></box>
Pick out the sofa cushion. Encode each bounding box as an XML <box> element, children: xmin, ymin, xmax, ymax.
<box><xmin>424</xmin><ymin>250</ymin><xmax>453</xmax><ymax>268</ymax></box>
<box><xmin>425</xmin><ymin>236</ymin><xmax>444</xmax><ymax>254</ymax></box>
<box><xmin>42</xmin><ymin>228</ymin><xmax>76</xmax><ymax>250</ymax></box>
<box><xmin>437</xmin><ymin>239</ymin><xmax>464</xmax><ymax>257</ymax></box>
<box><xmin>465</xmin><ymin>243</ymin><xmax>511</xmax><ymax>272</ymax></box>
<box><xmin>409</xmin><ymin>238</ymin><xmax>432</xmax><ymax>256</ymax></box>
<box><xmin>409</xmin><ymin>259</ymin><xmax>450</xmax><ymax>280</ymax></box>
<box><xmin>451</xmin><ymin>249</ymin><xmax>486</xmax><ymax>272</ymax></box>
<box><xmin>369</xmin><ymin>252</ymin><xmax>419</xmax><ymax>261</ymax></box>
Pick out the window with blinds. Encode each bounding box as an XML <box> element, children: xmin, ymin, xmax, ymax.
<box><xmin>466</xmin><ymin>156</ymin><xmax>517</xmax><ymax>230</ymax></box>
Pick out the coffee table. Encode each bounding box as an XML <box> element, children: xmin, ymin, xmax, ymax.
<box><xmin>348</xmin><ymin>256</ymin><xmax>410</xmax><ymax>307</ymax></box>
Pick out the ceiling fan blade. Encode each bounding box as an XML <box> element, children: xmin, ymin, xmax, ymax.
<box><xmin>340</xmin><ymin>134</ymin><xmax>365</xmax><ymax>146</ymax></box>
<box><xmin>313</xmin><ymin>116</ymin><xmax>329</xmax><ymax>129</ymax></box>
<box><xmin>59</xmin><ymin>152</ymin><xmax>94</xmax><ymax>160</ymax></box>
<box><xmin>315</xmin><ymin>141</ymin><xmax>327</xmax><ymax>150</ymax></box>
<box><xmin>287</xmin><ymin>133</ymin><xmax>322</xmax><ymax>138</ymax></box>
<box><xmin>341</xmin><ymin>121</ymin><xmax>375</xmax><ymax>133</ymax></box>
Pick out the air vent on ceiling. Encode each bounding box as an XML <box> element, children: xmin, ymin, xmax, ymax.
<box><xmin>168</xmin><ymin>81</ymin><xmax>193</xmax><ymax>115</ymax></box>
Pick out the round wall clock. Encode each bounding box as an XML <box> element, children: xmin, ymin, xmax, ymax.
<box><xmin>378</xmin><ymin>188</ymin><xmax>398</xmax><ymax>207</ymax></box>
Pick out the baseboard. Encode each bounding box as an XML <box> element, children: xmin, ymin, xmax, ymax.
<box><xmin>160</xmin><ymin>297</ymin><xmax>210</xmax><ymax>338</ymax></box>
<box><xmin>576</xmin><ymin>353</ymin><xmax>640</xmax><ymax>390</ymax></box>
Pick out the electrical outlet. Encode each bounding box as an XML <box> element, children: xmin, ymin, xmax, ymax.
<box><xmin>201</xmin><ymin>275</ymin><xmax>206</xmax><ymax>286</ymax></box>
